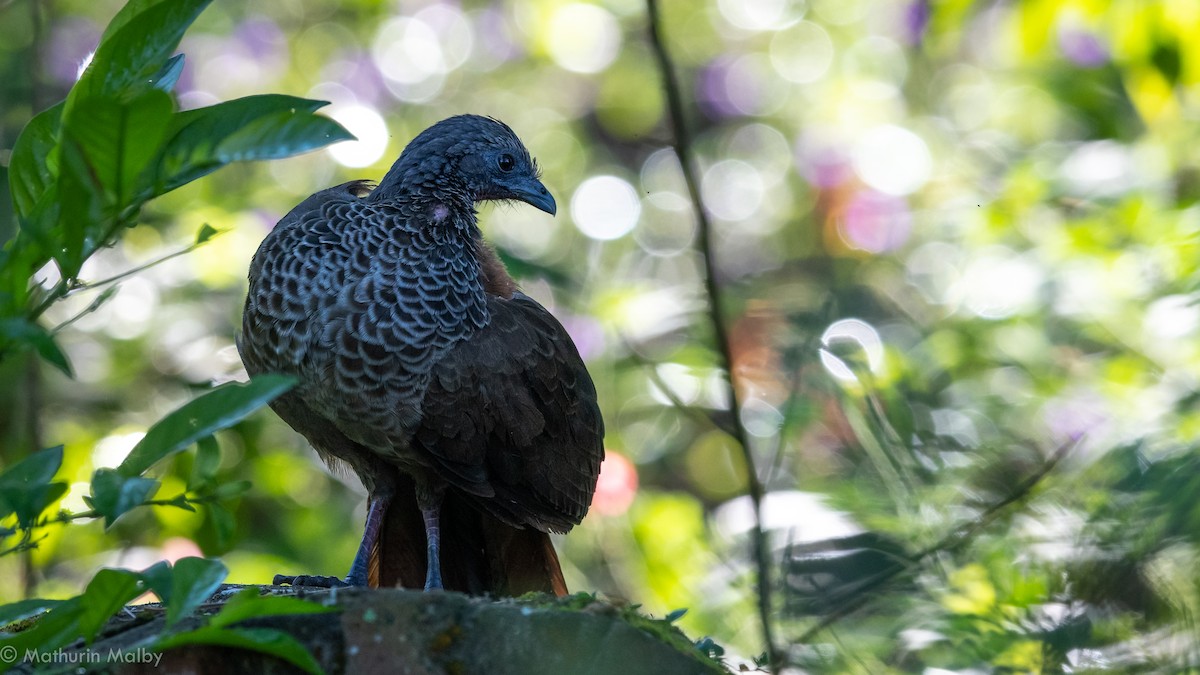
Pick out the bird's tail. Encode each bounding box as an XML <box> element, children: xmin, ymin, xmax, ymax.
<box><xmin>368</xmin><ymin>473</ymin><xmax>568</xmax><ymax>596</ymax></box>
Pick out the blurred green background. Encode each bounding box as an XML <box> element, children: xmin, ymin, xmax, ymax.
<box><xmin>2</xmin><ymin>0</ymin><xmax>1200</xmax><ymax>670</ymax></box>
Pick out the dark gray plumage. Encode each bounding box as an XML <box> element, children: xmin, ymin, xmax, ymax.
<box><xmin>237</xmin><ymin>115</ymin><xmax>604</xmax><ymax>591</ymax></box>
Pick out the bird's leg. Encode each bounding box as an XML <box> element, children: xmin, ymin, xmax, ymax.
<box><xmin>274</xmin><ymin>488</ymin><xmax>394</xmax><ymax>588</ymax></box>
<box><xmin>344</xmin><ymin>488</ymin><xmax>393</xmax><ymax>586</ymax></box>
<box><xmin>415</xmin><ymin>481</ymin><xmax>446</xmax><ymax>591</ymax></box>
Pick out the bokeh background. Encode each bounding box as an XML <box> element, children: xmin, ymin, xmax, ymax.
<box><xmin>3</xmin><ymin>0</ymin><xmax>1200</xmax><ymax>670</ymax></box>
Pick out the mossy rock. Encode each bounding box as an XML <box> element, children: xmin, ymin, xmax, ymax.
<box><xmin>14</xmin><ymin>587</ymin><xmax>728</xmax><ymax>675</ymax></box>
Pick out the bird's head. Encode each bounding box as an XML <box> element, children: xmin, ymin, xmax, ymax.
<box><xmin>373</xmin><ymin>115</ymin><xmax>556</xmax><ymax>216</ymax></box>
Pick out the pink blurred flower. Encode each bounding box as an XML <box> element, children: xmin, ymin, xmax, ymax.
<box><xmin>592</xmin><ymin>452</ymin><xmax>638</xmax><ymax>517</ymax></box>
<box><xmin>838</xmin><ymin>190</ymin><xmax>913</xmax><ymax>253</ymax></box>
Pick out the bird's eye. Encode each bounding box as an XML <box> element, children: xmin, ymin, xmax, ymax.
<box><xmin>497</xmin><ymin>154</ymin><xmax>516</xmax><ymax>172</ymax></box>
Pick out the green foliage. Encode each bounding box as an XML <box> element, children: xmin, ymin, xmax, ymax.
<box><xmin>1</xmin><ymin>0</ymin><xmax>1199</xmax><ymax>671</ymax></box>
<box><xmin>0</xmin><ymin>560</ymin><xmax>333</xmax><ymax>672</ymax></box>
<box><xmin>139</xmin><ymin>557</ymin><xmax>227</xmax><ymax>627</ymax></box>
<box><xmin>0</xmin><ymin>446</ymin><xmax>67</xmax><ymax>531</ymax></box>
<box><xmin>0</xmin><ymin>0</ymin><xmax>350</xmax><ymax>362</ymax></box>
<box><xmin>0</xmin><ymin>0</ymin><xmax>345</xmax><ymax>668</ymax></box>
<box><xmin>151</xmin><ymin>589</ymin><xmax>337</xmax><ymax>675</ymax></box>
<box><xmin>115</xmin><ymin>375</ymin><xmax>296</xmax><ymax>479</ymax></box>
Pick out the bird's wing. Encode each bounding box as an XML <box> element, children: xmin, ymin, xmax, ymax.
<box><xmin>240</xmin><ymin>181</ymin><xmax>369</xmax><ymax>379</ymax></box>
<box><xmin>414</xmin><ymin>292</ymin><xmax>605</xmax><ymax>533</ymax></box>
<box><xmin>241</xmin><ymin>181</ymin><xmax>488</xmax><ymax>459</ymax></box>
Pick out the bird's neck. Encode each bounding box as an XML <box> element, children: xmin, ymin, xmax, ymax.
<box><xmin>370</xmin><ymin>152</ymin><xmax>473</xmax><ymax>208</ymax></box>
<box><xmin>477</xmin><ymin>243</ymin><xmax>518</xmax><ymax>299</ymax></box>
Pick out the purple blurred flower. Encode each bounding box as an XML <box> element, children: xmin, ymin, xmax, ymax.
<box><xmin>839</xmin><ymin>190</ymin><xmax>913</xmax><ymax>253</ymax></box>
<box><xmin>695</xmin><ymin>57</ymin><xmax>772</xmax><ymax>119</ymax></box>
<box><xmin>233</xmin><ymin>16</ymin><xmax>286</xmax><ymax>61</ymax></box>
<box><xmin>697</xmin><ymin>58</ymin><xmax>738</xmax><ymax>119</ymax></box>
<box><xmin>560</xmin><ymin>315</ymin><xmax>606</xmax><ymax>362</ymax></box>
<box><xmin>473</xmin><ymin>7</ymin><xmax>522</xmax><ymax>65</ymax></box>
<box><xmin>323</xmin><ymin>52</ymin><xmax>389</xmax><ymax>106</ymax></box>
<box><xmin>795</xmin><ymin>134</ymin><xmax>852</xmax><ymax>189</ymax></box>
<box><xmin>903</xmin><ymin>0</ymin><xmax>932</xmax><ymax>47</ymax></box>
<box><xmin>1058</xmin><ymin>27</ymin><xmax>1108</xmax><ymax>68</ymax></box>
<box><xmin>1042</xmin><ymin>390</ymin><xmax>1109</xmax><ymax>445</ymax></box>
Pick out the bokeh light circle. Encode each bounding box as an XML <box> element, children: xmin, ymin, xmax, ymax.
<box><xmin>852</xmin><ymin>125</ymin><xmax>932</xmax><ymax>196</ymax></box>
<box><xmin>326</xmin><ymin>104</ymin><xmax>388</xmax><ymax>168</ymax></box>
<box><xmin>701</xmin><ymin>160</ymin><xmax>764</xmax><ymax>221</ymax></box>
<box><xmin>769</xmin><ymin>21</ymin><xmax>834</xmax><ymax>84</ymax></box>
<box><xmin>819</xmin><ymin>318</ymin><xmax>885</xmax><ymax>383</ymax></box>
<box><xmin>571</xmin><ymin>175</ymin><xmax>642</xmax><ymax>240</ymax></box>
<box><xmin>718</xmin><ymin>0</ymin><xmax>792</xmax><ymax>31</ymax></box>
<box><xmin>547</xmin><ymin>4</ymin><xmax>620</xmax><ymax>74</ymax></box>
<box><xmin>372</xmin><ymin>17</ymin><xmax>448</xmax><ymax>102</ymax></box>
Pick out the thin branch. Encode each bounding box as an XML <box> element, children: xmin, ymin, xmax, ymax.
<box><xmin>918</xmin><ymin>437</ymin><xmax>1075</xmax><ymax>557</ymax></box>
<box><xmin>20</xmin><ymin>0</ymin><xmax>50</xmax><ymax>600</ymax></box>
<box><xmin>620</xmin><ymin>337</ymin><xmax>737</xmax><ymax>436</ymax></box>
<box><xmin>0</xmin><ymin>532</ymin><xmax>48</xmax><ymax>559</ymax></box>
<box><xmin>68</xmin><ymin>234</ymin><xmax>217</xmax><ymax>296</ymax></box>
<box><xmin>51</xmin><ymin>286</ymin><xmax>118</xmax><ymax>334</ymax></box>
<box><xmin>644</xmin><ymin>1</ymin><xmax>780</xmax><ymax>668</ymax></box>
<box><xmin>39</xmin><ymin>495</ymin><xmax>210</xmax><ymax>525</ymax></box>
<box><xmin>28</xmin><ymin>277</ymin><xmax>71</xmax><ymax>322</ymax></box>
<box><xmin>792</xmin><ymin>438</ymin><xmax>1076</xmax><ymax>644</ymax></box>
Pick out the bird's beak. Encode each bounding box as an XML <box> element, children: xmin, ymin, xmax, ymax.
<box><xmin>510</xmin><ymin>178</ymin><xmax>557</xmax><ymax>216</ymax></box>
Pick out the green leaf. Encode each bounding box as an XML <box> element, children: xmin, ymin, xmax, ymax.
<box><xmin>61</xmin><ymin>89</ymin><xmax>175</xmax><ymax>208</ymax></box>
<box><xmin>0</xmin><ymin>597</ymin><xmax>85</xmax><ymax>658</ymax></box>
<box><xmin>136</xmin><ymin>560</ymin><xmax>173</xmax><ymax>606</ymax></box>
<box><xmin>0</xmin><ymin>598</ymin><xmax>63</xmax><ymax>628</ymax></box>
<box><xmin>151</xmin><ymin>53</ymin><xmax>186</xmax><ymax>92</ymax></box>
<box><xmin>695</xmin><ymin>637</ymin><xmax>725</xmax><ymax>659</ymax></box>
<box><xmin>206</xmin><ymin>503</ymin><xmax>236</xmax><ymax>551</ymax></box>
<box><xmin>117</xmin><ymin>375</ymin><xmax>296</xmax><ymax>478</ymax></box>
<box><xmin>70</xmin><ymin>0</ymin><xmax>211</xmax><ymax>104</ymax></box>
<box><xmin>54</xmin><ymin>136</ymin><xmax>103</xmax><ymax>277</ymax></box>
<box><xmin>140</xmin><ymin>557</ymin><xmax>228</xmax><ymax>627</ymax></box>
<box><xmin>76</xmin><ymin>568</ymin><xmax>144</xmax><ymax>641</ymax></box>
<box><xmin>0</xmin><ymin>318</ymin><xmax>73</xmax><ymax>377</ymax></box>
<box><xmin>195</xmin><ymin>223</ymin><xmax>220</xmax><ymax>245</ymax></box>
<box><xmin>189</xmin><ymin>435</ymin><xmax>220</xmax><ymax>490</ymax></box>
<box><xmin>209</xmin><ymin>588</ymin><xmax>335</xmax><ymax>629</ymax></box>
<box><xmin>0</xmin><ymin>446</ymin><xmax>67</xmax><ymax>528</ymax></box>
<box><xmin>166</xmin><ymin>493</ymin><xmax>196</xmax><ymax>512</ymax></box>
<box><xmin>215</xmin><ymin>107</ymin><xmax>355</xmax><ymax>162</ymax></box>
<box><xmin>210</xmin><ymin>480</ymin><xmax>252</xmax><ymax>500</ymax></box>
<box><xmin>157</xmin><ymin>95</ymin><xmax>353</xmax><ymax>193</ymax></box>
<box><xmin>8</xmin><ymin>102</ymin><xmax>63</xmax><ymax>220</ymax></box>
<box><xmin>14</xmin><ymin>184</ymin><xmax>64</xmax><ymax>274</ymax></box>
<box><xmin>89</xmin><ymin>468</ymin><xmax>159</xmax><ymax>528</ymax></box>
<box><xmin>153</xmin><ymin>626</ymin><xmax>325</xmax><ymax>675</ymax></box>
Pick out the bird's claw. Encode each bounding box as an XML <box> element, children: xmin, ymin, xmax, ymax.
<box><xmin>273</xmin><ymin>574</ymin><xmax>353</xmax><ymax>588</ymax></box>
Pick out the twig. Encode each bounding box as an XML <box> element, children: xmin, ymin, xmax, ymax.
<box><xmin>643</xmin><ymin>1</ymin><xmax>780</xmax><ymax>669</ymax></box>
<box><xmin>792</xmin><ymin>437</ymin><xmax>1076</xmax><ymax>644</ymax></box>
<box><xmin>68</xmin><ymin>238</ymin><xmax>211</xmax><ymax>295</ymax></box>
<box><xmin>20</xmin><ymin>0</ymin><xmax>49</xmax><ymax>600</ymax></box>
<box><xmin>620</xmin><ymin>337</ymin><xmax>737</xmax><ymax>436</ymax></box>
<box><xmin>51</xmin><ymin>286</ymin><xmax>118</xmax><ymax>333</ymax></box>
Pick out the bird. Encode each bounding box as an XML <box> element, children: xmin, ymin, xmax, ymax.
<box><xmin>237</xmin><ymin>115</ymin><xmax>605</xmax><ymax>595</ymax></box>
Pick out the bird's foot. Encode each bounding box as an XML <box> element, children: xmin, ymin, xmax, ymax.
<box><xmin>273</xmin><ymin>574</ymin><xmax>356</xmax><ymax>588</ymax></box>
